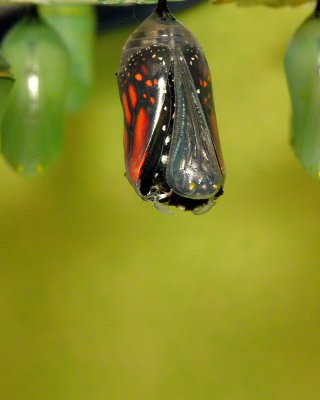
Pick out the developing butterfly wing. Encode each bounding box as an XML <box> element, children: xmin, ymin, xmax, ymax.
<box><xmin>166</xmin><ymin>44</ymin><xmax>225</xmax><ymax>202</ymax></box>
<box><xmin>117</xmin><ymin>46</ymin><xmax>172</xmax><ymax>191</ymax></box>
<box><xmin>182</xmin><ymin>44</ymin><xmax>225</xmax><ymax>177</ymax></box>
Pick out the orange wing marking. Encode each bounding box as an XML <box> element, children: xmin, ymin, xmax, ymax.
<box><xmin>141</xmin><ymin>65</ymin><xmax>149</xmax><ymax>75</ymax></box>
<box><xmin>135</xmin><ymin>73</ymin><xmax>143</xmax><ymax>81</ymax></box>
<box><xmin>122</xmin><ymin>92</ymin><xmax>132</xmax><ymax>126</ymax></box>
<box><xmin>129</xmin><ymin>107</ymin><xmax>150</xmax><ymax>182</ymax></box>
<box><xmin>128</xmin><ymin>84</ymin><xmax>138</xmax><ymax>109</ymax></box>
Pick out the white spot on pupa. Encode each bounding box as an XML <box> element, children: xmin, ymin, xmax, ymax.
<box><xmin>165</xmin><ymin>136</ymin><xmax>170</xmax><ymax>145</ymax></box>
<box><xmin>172</xmin><ymin>112</ymin><xmax>175</xmax><ymax>119</ymax></box>
<box><xmin>195</xmin><ymin>54</ymin><xmax>199</xmax><ymax>59</ymax></box>
<box><xmin>164</xmin><ymin>106</ymin><xmax>167</xmax><ymax>111</ymax></box>
<box><xmin>162</xmin><ymin>61</ymin><xmax>166</xmax><ymax>65</ymax></box>
<box><xmin>152</xmin><ymin>54</ymin><xmax>156</xmax><ymax>59</ymax></box>
<box><xmin>161</xmin><ymin>155</ymin><xmax>168</xmax><ymax>164</ymax></box>
<box><xmin>158</xmin><ymin>57</ymin><xmax>163</xmax><ymax>60</ymax></box>
<box><xmin>162</xmin><ymin>125</ymin><xmax>166</xmax><ymax>131</ymax></box>
<box><xmin>154</xmin><ymin>172</ymin><xmax>159</xmax><ymax>178</ymax></box>
<box><xmin>180</xmin><ymin>57</ymin><xmax>183</xmax><ymax>61</ymax></box>
<box><xmin>197</xmin><ymin>89</ymin><xmax>200</xmax><ymax>94</ymax></box>
<box><xmin>190</xmin><ymin>61</ymin><xmax>193</xmax><ymax>65</ymax></box>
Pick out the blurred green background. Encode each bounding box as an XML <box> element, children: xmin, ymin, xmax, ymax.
<box><xmin>1</xmin><ymin>3</ymin><xmax>320</xmax><ymax>399</ymax></box>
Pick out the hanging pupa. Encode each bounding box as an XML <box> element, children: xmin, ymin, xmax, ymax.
<box><xmin>117</xmin><ymin>0</ymin><xmax>225</xmax><ymax>214</ymax></box>
<box><xmin>0</xmin><ymin>50</ymin><xmax>14</xmax><ymax>124</ymax></box>
<box><xmin>1</xmin><ymin>15</ymin><xmax>70</xmax><ymax>176</ymax></box>
<box><xmin>284</xmin><ymin>3</ymin><xmax>320</xmax><ymax>179</ymax></box>
<box><xmin>38</xmin><ymin>4</ymin><xmax>96</xmax><ymax>112</ymax></box>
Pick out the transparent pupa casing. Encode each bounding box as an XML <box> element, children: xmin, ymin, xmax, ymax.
<box><xmin>285</xmin><ymin>12</ymin><xmax>320</xmax><ymax>178</ymax></box>
<box><xmin>118</xmin><ymin>10</ymin><xmax>225</xmax><ymax>214</ymax></box>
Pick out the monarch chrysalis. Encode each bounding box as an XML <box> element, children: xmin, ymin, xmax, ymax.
<box><xmin>38</xmin><ymin>4</ymin><xmax>96</xmax><ymax>113</ymax></box>
<box><xmin>117</xmin><ymin>0</ymin><xmax>225</xmax><ymax>214</ymax></box>
<box><xmin>1</xmin><ymin>16</ymin><xmax>70</xmax><ymax>176</ymax></box>
<box><xmin>285</xmin><ymin>5</ymin><xmax>320</xmax><ymax>179</ymax></box>
<box><xmin>0</xmin><ymin>50</ymin><xmax>14</xmax><ymax>125</ymax></box>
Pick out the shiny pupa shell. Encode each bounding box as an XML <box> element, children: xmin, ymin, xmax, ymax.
<box><xmin>117</xmin><ymin>10</ymin><xmax>225</xmax><ymax>214</ymax></box>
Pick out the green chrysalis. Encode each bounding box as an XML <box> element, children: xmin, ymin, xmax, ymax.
<box><xmin>0</xmin><ymin>50</ymin><xmax>14</xmax><ymax>125</ymax></box>
<box><xmin>38</xmin><ymin>4</ymin><xmax>96</xmax><ymax>112</ymax></box>
<box><xmin>285</xmin><ymin>7</ymin><xmax>320</xmax><ymax>179</ymax></box>
<box><xmin>1</xmin><ymin>16</ymin><xmax>70</xmax><ymax>176</ymax></box>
